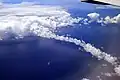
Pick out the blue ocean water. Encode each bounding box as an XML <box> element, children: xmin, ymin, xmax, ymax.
<box><xmin>0</xmin><ymin>4</ymin><xmax>120</xmax><ymax>80</ymax></box>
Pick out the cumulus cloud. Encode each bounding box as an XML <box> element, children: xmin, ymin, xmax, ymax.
<box><xmin>103</xmin><ymin>14</ymin><xmax>120</xmax><ymax>24</ymax></box>
<box><xmin>87</xmin><ymin>12</ymin><xmax>100</xmax><ymax>21</ymax></box>
<box><xmin>86</xmin><ymin>13</ymin><xmax>120</xmax><ymax>25</ymax></box>
<box><xmin>0</xmin><ymin>2</ymin><xmax>120</xmax><ymax>77</ymax></box>
<box><xmin>0</xmin><ymin>2</ymin><xmax>82</xmax><ymax>39</ymax></box>
<box><xmin>81</xmin><ymin>78</ymin><xmax>90</xmax><ymax>80</ymax></box>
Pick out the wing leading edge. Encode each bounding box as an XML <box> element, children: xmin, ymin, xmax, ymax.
<box><xmin>81</xmin><ymin>0</ymin><xmax>120</xmax><ymax>6</ymax></box>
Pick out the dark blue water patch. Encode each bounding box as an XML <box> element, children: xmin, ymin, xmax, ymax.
<box><xmin>0</xmin><ymin>4</ymin><xmax>120</xmax><ymax>80</ymax></box>
<box><xmin>67</xmin><ymin>9</ymin><xmax>92</xmax><ymax>18</ymax></box>
<box><xmin>56</xmin><ymin>24</ymin><xmax>120</xmax><ymax>56</ymax></box>
<box><xmin>0</xmin><ymin>37</ymin><xmax>99</xmax><ymax>80</ymax></box>
<box><xmin>95</xmin><ymin>9</ymin><xmax>120</xmax><ymax>17</ymax></box>
<box><xmin>67</xmin><ymin>7</ymin><xmax>120</xmax><ymax>18</ymax></box>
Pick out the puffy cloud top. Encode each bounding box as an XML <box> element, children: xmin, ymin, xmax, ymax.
<box><xmin>0</xmin><ymin>2</ymin><xmax>120</xmax><ymax>78</ymax></box>
<box><xmin>87</xmin><ymin>13</ymin><xmax>100</xmax><ymax>20</ymax></box>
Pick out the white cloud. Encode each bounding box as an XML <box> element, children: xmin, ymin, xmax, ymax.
<box><xmin>0</xmin><ymin>2</ymin><xmax>81</xmax><ymax>39</ymax></box>
<box><xmin>87</xmin><ymin>13</ymin><xmax>100</xmax><ymax>21</ymax></box>
<box><xmin>87</xmin><ymin>13</ymin><xmax>120</xmax><ymax>25</ymax></box>
<box><xmin>0</xmin><ymin>2</ymin><xmax>120</xmax><ymax>77</ymax></box>
<box><xmin>81</xmin><ymin>78</ymin><xmax>90</xmax><ymax>80</ymax></box>
<box><xmin>104</xmin><ymin>14</ymin><xmax>120</xmax><ymax>24</ymax></box>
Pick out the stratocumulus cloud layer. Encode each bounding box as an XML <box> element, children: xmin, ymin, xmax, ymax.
<box><xmin>0</xmin><ymin>2</ymin><xmax>120</xmax><ymax>79</ymax></box>
<box><xmin>0</xmin><ymin>3</ymin><xmax>119</xmax><ymax>40</ymax></box>
<box><xmin>87</xmin><ymin>13</ymin><xmax>120</xmax><ymax>24</ymax></box>
<box><xmin>0</xmin><ymin>3</ymin><xmax>83</xmax><ymax>39</ymax></box>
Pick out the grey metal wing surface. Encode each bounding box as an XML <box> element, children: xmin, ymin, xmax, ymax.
<box><xmin>81</xmin><ymin>0</ymin><xmax>120</xmax><ymax>6</ymax></box>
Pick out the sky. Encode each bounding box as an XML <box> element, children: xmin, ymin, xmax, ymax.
<box><xmin>0</xmin><ymin>0</ymin><xmax>80</xmax><ymax>4</ymax></box>
<box><xmin>0</xmin><ymin>0</ymin><xmax>117</xmax><ymax>10</ymax></box>
<box><xmin>0</xmin><ymin>0</ymin><xmax>120</xmax><ymax>78</ymax></box>
<box><xmin>0</xmin><ymin>0</ymin><xmax>96</xmax><ymax>10</ymax></box>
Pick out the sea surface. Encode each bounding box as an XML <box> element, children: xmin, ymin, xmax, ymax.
<box><xmin>0</xmin><ymin>4</ymin><xmax>120</xmax><ymax>80</ymax></box>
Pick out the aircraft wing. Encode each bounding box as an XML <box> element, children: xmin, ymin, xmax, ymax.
<box><xmin>81</xmin><ymin>0</ymin><xmax>120</xmax><ymax>6</ymax></box>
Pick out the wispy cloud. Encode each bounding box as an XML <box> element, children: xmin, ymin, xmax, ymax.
<box><xmin>0</xmin><ymin>2</ymin><xmax>120</xmax><ymax>78</ymax></box>
<box><xmin>0</xmin><ymin>2</ymin><xmax>81</xmax><ymax>39</ymax></box>
<box><xmin>0</xmin><ymin>0</ymin><xmax>79</xmax><ymax>4</ymax></box>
